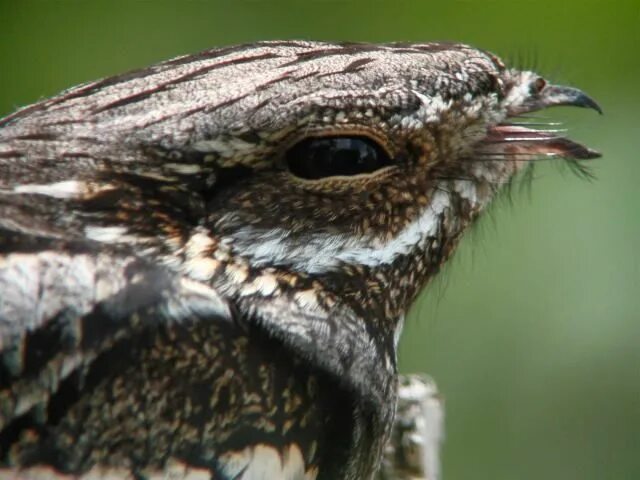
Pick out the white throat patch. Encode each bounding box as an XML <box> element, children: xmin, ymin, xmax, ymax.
<box><xmin>219</xmin><ymin>189</ymin><xmax>455</xmax><ymax>274</ymax></box>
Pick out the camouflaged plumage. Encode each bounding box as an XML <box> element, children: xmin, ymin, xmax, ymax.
<box><xmin>0</xmin><ymin>41</ymin><xmax>600</xmax><ymax>479</ymax></box>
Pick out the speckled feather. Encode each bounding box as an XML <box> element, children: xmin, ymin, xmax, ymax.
<box><xmin>0</xmin><ymin>41</ymin><xmax>600</xmax><ymax>479</ymax></box>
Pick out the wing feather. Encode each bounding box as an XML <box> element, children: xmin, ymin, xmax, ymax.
<box><xmin>0</xmin><ymin>237</ymin><xmax>229</xmax><ymax>430</ymax></box>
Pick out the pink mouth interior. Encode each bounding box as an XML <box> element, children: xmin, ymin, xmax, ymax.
<box><xmin>479</xmin><ymin>124</ymin><xmax>600</xmax><ymax>160</ymax></box>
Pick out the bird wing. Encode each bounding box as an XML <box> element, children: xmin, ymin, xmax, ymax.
<box><xmin>0</xmin><ymin>224</ymin><xmax>230</xmax><ymax>431</ymax></box>
<box><xmin>0</xmin><ymin>67</ymin><xmax>236</xmax><ymax>429</ymax></box>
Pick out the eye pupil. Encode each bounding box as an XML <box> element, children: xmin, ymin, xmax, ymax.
<box><xmin>286</xmin><ymin>136</ymin><xmax>391</xmax><ymax>180</ymax></box>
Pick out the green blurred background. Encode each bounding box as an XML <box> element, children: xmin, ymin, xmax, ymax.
<box><xmin>1</xmin><ymin>1</ymin><xmax>638</xmax><ymax>478</ymax></box>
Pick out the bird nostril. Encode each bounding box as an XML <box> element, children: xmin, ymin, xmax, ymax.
<box><xmin>532</xmin><ymin>77</ymin><xmax>547</xmax><ymax>93</ymax></box>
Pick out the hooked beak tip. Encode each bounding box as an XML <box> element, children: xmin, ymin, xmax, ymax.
<box><xmin>577</xmin><ymin>146</ymin><xmax>602</xmax><ymax>160</ymax></box>
<box><xmin>542</xmin><ymin>84</ymin><xmax>603</xmax><ymax>115</ymax></box>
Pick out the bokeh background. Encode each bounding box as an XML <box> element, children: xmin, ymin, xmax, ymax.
<box><xmin>1</xmin><ymin>1</ymin><xmax>638</xmax><ymax>478</ymax></box>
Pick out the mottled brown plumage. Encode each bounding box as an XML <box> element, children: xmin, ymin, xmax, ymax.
<box><xmin>0</xmin><ymin>41</ymin><xmax>600</xmax><ymax>479</ymax></box>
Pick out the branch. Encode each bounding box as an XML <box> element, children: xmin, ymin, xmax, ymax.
<box><xmin>377</xmin><ymin>374</ymin><xmax>444</xmax><ymax>480</ymax></box>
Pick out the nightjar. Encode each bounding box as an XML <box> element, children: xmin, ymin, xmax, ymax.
<box><xmin>0</xmin><ymin>41</ymin><xmax>601</xmax><ymax>479</ymax></box>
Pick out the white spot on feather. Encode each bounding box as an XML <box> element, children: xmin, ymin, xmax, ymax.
<box><xmin>252</xmin><ymin>274</ymin><xmax>279</xmax><ymax>296</ymax></box>
<box><xmin>294</xmin><ymin>289</ymin><xmax>320</xmax><ymax>310</ymax></box>
<box><xmin>84</xmin><ymin>226</ymin><xmax>128</xmax><ymax>242</ymax></box>
<box><xmin>185</xmin><ymin>230</ymin><xmax>216</xmax><ymax>258</ymax></box>
<box><xmin>13</xmin><ymin>180</ymin><xmax>88</xmax><ymax>199</ymax></box>
<box><xmin>218</xmin><ymin>443</ymin><xmax>317</xmax><ymax>480</ymax></box>
<box><xmin>164</xmin><ymin>163</ymin><xmax>202</xmax><ymax>175</ymax></box>
<box><xmin>184</xmin><ymin>258</ymin><xmax>219</xmax><ymax>281</ymax></box>
<box><xmin>412</xmin><ymin>91</ymin><xmax>452</xmax><ymax>123</ymax></box>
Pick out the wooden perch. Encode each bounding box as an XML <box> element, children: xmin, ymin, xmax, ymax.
<box><xmin>377</xmin><ymin>375</ymin><xmax>444</xmax><ymax>480</ymax></box>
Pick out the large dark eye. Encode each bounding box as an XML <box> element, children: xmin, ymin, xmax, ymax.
<box><xmin>285</xmin><ymin>136</ymin><xmax>392</xmax><ymax>180</ymax></box>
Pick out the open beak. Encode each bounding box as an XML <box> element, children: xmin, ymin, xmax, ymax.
<box><xmin>478</xmin><ymin>83</ymin><xmax>602</xmax><ymax>161</ymax></box>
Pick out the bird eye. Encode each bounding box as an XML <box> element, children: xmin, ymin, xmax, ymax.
<box><xmin>285</xmin><ymin>136</ymin><xmax>392</xmax><ymax>180</ymax></box>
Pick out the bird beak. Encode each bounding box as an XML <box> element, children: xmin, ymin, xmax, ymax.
<box><xmin>518</xmin><ymin>83</ymin><xmax>603</xmax><ymax>116</ymax></box>
<box><xmin>478</xmin><ymin>83</ymin><xmax>603</xmax><ymax>161</ymax></box>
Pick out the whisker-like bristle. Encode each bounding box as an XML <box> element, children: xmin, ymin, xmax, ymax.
<box><xmin>467</xmin><ymin>155</ymin><xmax>585</xmax><ymax>165</ymax></box>
<box><xmin>563</xmin><ymin>159</ymin><xmax>596</xmax><ymax>181</ymax></box>
<box><xmin>513</xmin><ymin>114</ymin><xmax>552</xmax><ymax>120</ymax></box>
<box><xmin>506</xmin><ymin>122</ymin><xmax>564</xmax><ymax>128</ymax></box>
<box><xmin>488</xmin><ymin>135</ymin><xmax>565</xmax><ymax>142</ymax></box>
<box><xmin>472</xmin><ymin>152</ymin><xmax>563</xmax><ymax>158</ymax></box>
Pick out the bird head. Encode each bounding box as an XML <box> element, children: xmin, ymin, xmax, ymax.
<box><xmin>0</xmin><ymin>40</ymin><xmax>601</xmax><ymax>431</ymax></box>
<box><xmin>183</xmin><ymin>43</ymin><xmax>601</xmax><ymax>302</ymax></box>
<box><xmin>143</xmin><ymin>43</ymin><xmax>600</xmax><ymax>393</ymax></box>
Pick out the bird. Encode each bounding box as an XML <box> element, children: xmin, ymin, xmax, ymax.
<box><xmin>0</xmin><ymin>40</ymin><xmax>601</xmax><ymax>479</ymax></box>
